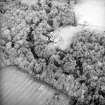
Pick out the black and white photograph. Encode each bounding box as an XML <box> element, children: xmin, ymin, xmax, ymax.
<box><xmin>0</xmin><ymin>0</ymin><xmax>105</xmax><ymax>105</ymax></box>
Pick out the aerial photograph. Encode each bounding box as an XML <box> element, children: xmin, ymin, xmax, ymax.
<box><xmin>0</xmin><ymin>0</ymin><xmax>105</xmax><ymax>105</ymax></box>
